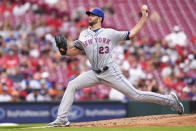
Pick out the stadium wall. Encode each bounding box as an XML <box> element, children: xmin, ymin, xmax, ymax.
<box><xmin>0</xmin><ymin>101</ymin><xmax>194</xmax><ymax>123</ymax></box>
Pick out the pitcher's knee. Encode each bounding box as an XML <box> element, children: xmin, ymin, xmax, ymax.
<box><xmin>127</xmin><ymin>92</ymin><xmax>142</xmax><ymax>101</ymax></box>
<box><xmin>129</xmin><ymin>95</ymin><xmax>139</xmax><ymax>101</ymax></box>
<box><xmin>67</xmin><ymin>80</ymin><xmax>78</xmax><ymax>91</ymax></box>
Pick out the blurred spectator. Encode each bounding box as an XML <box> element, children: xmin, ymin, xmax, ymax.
<box><xmin>26</xmin><ymin>88</ymin><xmax>44</xmax><ymax>101</ymax></box>
<box><xmin>93</xmin><ymin>85</ymin><xmax>110</xmax><ymax>100</ymax></box>
<box><xmin>46</xmin><ymin>12</ymin><xmax>62</xmax><ymax>29</ymax></box>
<box><xmin>161</xmin><ymin>55</ymin><xmax>172</xmax><ymax>78</ymax></box>
<box><xmin>71</xmin><ymin>6</ymin><xmax>86</xmax><ymax>23</ymax></box>
<box><xmin>0</xmin><ymin>0</ymin><xmax>16</xmax><ymax>17</ymax></box>
<box><xmin>0</xmin><ymin>71</ymin><xmax>13</xmax><ymax>91</ymax></box>
<box><xmin>181</xmin><ymin>86</ymin><xmax>191</xmax><ymax>100</ymax></box>
<box><xmin>4</xmin><ymin>31</ymin><xmax>17</xmax><ymax>44</ymax></box>
<box><xmin>0</xmin><ymin>35</ymin><xmax>4</xmax><ymax>46</ymax></box>
<box><xmin>55</xmin><ymin>0</ymin><xmax>69</xmax><ymax>16</ymax></box>
<box><xmin>192</xmin><ymin>30</ymin><xmax>196</xmax><ymax>45</ymax></box>
<box><xmin>128</xmin><ymin>60</ymin><xmax>146</xmax><ymax>84</ymax></box>
<box><xmin>40</xmin><ymin>71</ymin><xmax>52</xmax><ymax>89</ymax></box>
<box><xmin>102</xmin><ymin>2</ymin><xmax>115</xmax><ymax>16</ymax></box>
<box><xmin>3</xmin><ymin>50</ymin><xmax>20</xmax><ymax>75</ymax></box>
<box><xmin>0</xmin><ymin>19</ymin><xmax>13</xmax><ymax>38</ymax></box>
<box><xmin>60</xmin><ymin>15</ymin><xmax>71</xmax><ymax>33</ymax></box>
<box><xmin>20</xmin><ymin>75</ymin><xmax>32</xmax><ymax>100</ymax></box>
<box><xmin>11</xmin><ymin>90</ymin><xmax>20</xmax><ymax>102</ymax></box>
<box><xmin>113</xmin><ymin>41</ymin><xmax>127</xmax><ymax>65</ymax></box>
<box><xmin>192</xmin><ymin>87</ymin><xmax>196</xmax><ymax>100</ymax></box>
<box><xmin>183</xmin><ymin>72</ymin><xmax>195</xmax><ymax>86</ymax></box>
<box><xmin>66</xmin><ymin>58</ymin><xmax>80</xmax><ymax>81</ymax></box>
<box><xmin>147</xmin><ymin>79</ymin><xmax>163</xmax><ymax>94</ymax></box>
<box><xmin>49</xmin><ymin>84</ymin><xmax>58</xmax><ymax>101</ymax></box>
<box><xmin>44</xmin><ymin>0</ymin><xmax>58</xmax><ymax>6</ymax></box>
<box><xmin>56</xmin><ymin>84</ymin><xmax>65</xmax><ymax>101</ymax></box>
<box><xmin>0</xmin><ymin>86</ymin><xmax>11</xmax><ymax>102</ymax></box>
<box><xmin>35</xmin><ymin>16</ymin><xmax>50</xmax><ymax>37</ymax></box>
<box><xmin>109</xmin><ymin>88</ymin><xmax>125</xmax><ymax>100</ymax></box>
<box><xmin>88</xmin><ymin>1</ymin><xmax>96</xmax><ymax>10</ymax></box>
<box><xmin>13</xmin><ymin>1</ymin><xmax>31</xmax><ymax>16</ymax></box>
<box><xmin>41</xmin><ymin>88</ymin><xmax>52</xmax><ymax>101</ymax></box>
<box><xmin>79</xmin><ymin>88</ymin><xmax>95</xmax><ymax>101</ymax></box>
<box><xmin>29</xmin><ymin>72</ymin><xmax>41</xmax><ymax>90</ymax></box>
<box><xmin>76</xmin><ymin>16</ymin><xmax>88</xmax><ymax>31</ymax></box>
<box><xmin>0</xmin><ymin>49</ymin><xmax>4</xmax><ymax>72</ymax></box>
<box><xmin>164</xmin><ymin>25</ymin><xmax>187</xmax><ymax>48</ymax></box>
<box><xmin>150</xmin><ymin>11</ymin><xmax>161</xmax><ymax>23</ymax></box>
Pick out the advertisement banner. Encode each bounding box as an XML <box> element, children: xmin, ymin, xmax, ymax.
<box><xmin>51</xmin><ymin>103</ymin><xmax>126</xmax><ymax>122</ymax></box>
<box><xmin>0</xmin><ymin>104</ymin><xmax>50</xmax><ymax>123</ymax></box>
<box><xmin>0</xmin><ymin>102</ymin><xmax>126</xmax><ymax>123</ymax></box>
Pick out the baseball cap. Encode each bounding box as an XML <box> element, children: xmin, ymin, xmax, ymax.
<box><xmin>86</xmin><ymin>8</ymin><xmax>104</xmax><ymax>22</ymax></box>
<box><xmin>173</xmin><ymin>25</ymin><xmax>180</xmax><ymax>32</ymax></box>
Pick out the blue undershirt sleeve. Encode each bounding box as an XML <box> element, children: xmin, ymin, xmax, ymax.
<box><xmin>126</xmin><ymin>32</ymin><xmax>130</xmax><ymax>40</ymax></box>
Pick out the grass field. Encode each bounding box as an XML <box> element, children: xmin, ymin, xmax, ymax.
<box><xmin>0</xmin><ymin>124</ymin><xmax>196</xmax><ymax>131</ymax></box>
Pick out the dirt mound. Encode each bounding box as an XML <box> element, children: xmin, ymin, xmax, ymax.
<box><xmin>70</xmin><ymin>114</ymin><xmax>196</xmax><ymax>127</ymax></box>
<box><xmin>31</xmin><ymin>114</ymin><xmax>196</xmax><ymax>128</ymax></box>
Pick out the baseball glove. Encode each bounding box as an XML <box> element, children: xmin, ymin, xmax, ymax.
<box><xmin>55</xmin><ymin>34</ymin><xmax>67</xmax><ymax>55</ymax></box>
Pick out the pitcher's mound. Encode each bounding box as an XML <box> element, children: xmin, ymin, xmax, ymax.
<box><xmin>32</xmin><ymin>114</ymin><xmax>196</xmax><ymax>128</ymax></box>
<box><xmin>70</xmin><ymin>114</ymin><xmax>196</xmax><ymax>127</ymax></box>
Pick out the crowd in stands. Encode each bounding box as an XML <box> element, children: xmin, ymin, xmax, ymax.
<box><xmin>0</xmin><ymin>0</ymin><xmax>195</xmax><ymax>102</ymax></box>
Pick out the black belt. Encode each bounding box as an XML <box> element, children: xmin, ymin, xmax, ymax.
<box><xmin>93</xmin><ymin>66</ymin><xmax>109</xmax><ymax>74</ymax></box>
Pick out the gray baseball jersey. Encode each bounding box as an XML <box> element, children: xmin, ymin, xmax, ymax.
<box><xmin>56</xmin><ymin>28</ymin><xmax>176</xmax><ymax>121</ymax></box>
<box><xmin>74</xmin><ymin>28</ymin><xmax>129</xmax><ymax>69</ymax></box>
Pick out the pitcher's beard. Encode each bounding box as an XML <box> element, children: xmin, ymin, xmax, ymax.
<box><xmin>89</xmin><ymin>21</ymin><xmax>96</xmax><ymax>26</ymax></box>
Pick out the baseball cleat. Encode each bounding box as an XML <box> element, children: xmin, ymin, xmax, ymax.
<box><xmin>170</xmin><ymin>92</ymin><xmax>184</xmax><ymax>115</ymax></box>
<box><xmin>47</xmin><ymin>119</ymin><xmax>70</xmax><ymax>127</ymax></box>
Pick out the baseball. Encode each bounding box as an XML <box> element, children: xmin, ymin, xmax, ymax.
<box><xmin>142</xmin><ymin>5</ymin><xmax>148</xmax><ymax>10</ymax></box>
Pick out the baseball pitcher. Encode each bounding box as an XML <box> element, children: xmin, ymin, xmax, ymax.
<box><xmin>48</xmin><ymin>6</ymin><xmax>184</xmax><ymax>127</ymax></box>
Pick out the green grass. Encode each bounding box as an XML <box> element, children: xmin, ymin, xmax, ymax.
<box><xmin>0</xmin><ymin>124</ymin><xmax>196</xmax><ymax>131</ymax></box>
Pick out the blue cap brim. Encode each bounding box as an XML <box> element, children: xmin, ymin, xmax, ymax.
<box><xmin>86</xmin><ymin>11</ymin><xmax>96</xmax><ymax>16</ymax></box>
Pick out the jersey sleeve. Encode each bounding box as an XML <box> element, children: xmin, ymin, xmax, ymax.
<box><xmin>73</xmin><ymin>40</ymin><xmax>84</xmax><ymax>50</ymax></box>
<box><xmin>73</xmin><ymin>31</ymin><xmax>84</xmax><ymax>50</ymax></box>
<box><xmin>112</xmin><ymin>29</ymin><xmax>130</xmax><ymax>42</ymax></box>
